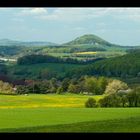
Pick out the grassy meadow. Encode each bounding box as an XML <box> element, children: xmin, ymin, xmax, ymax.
<box><xmin>0</xmin><ymin>94</ymin><xmax>140</xmax><ymax>132</ymax></box>
<box><xmin>0</xmin><ymin>94</ymin><xmax>102</xmax><ymax>108</ymax></box>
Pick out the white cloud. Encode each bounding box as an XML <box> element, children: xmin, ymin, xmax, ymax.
<box><xmin>12</xmin><ymin>8</ymin><xmax>140</xmax><ymax>23</ymax></box>
<box><xmin>17</xmin><ymin>8</ymin><xmax>47</xmax><ymax>16</ymax></box>
<box><xmin>39</xmin><ymin>8</ymin><xmax>109</xmax><ymax>21</ymax></box>
<box><xmin>38</xmin><ymin>8</ymin><xmax>111</xmax><ymax>21</ymax></box>
<box><xmin>38</xmin><ymin>8</ymin><xmax>140</xmax><ymax>22</ymax></box>
<box><xmin>101</xmin><ymin>8</ymin><xmax>140</xmax><ymax>21</ymax></box>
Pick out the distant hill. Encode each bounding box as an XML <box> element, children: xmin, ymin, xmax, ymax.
<box><xmin>63</xmin><ymin>34</ymin><xmax>111</xmax><ymax>46</ymax></box>
<box><xmin>61</xmin><ymin>34</ymin><xmax>139</xmax><ymax>53</ymax></box>
<box><xmin>0</xmin><ymin>39</ymin><xmax>58</xmax><ymax>57</ymax></box>
<box><xmin>0</xmin><ymin>34</ymin><xmax>140</xmax><ymax>58</ymax></box>
<box><xmin>0</xmin><ymin>39</ymin><xmax>58</xmax><ymax>47</ymax></box>
<box><xmin>62</xmin><ymin>34</ymin><xmax>140</xmax><ymax>49</ymax></box>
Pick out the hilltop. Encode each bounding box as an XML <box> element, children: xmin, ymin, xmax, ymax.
<box><xmin>63</xmin><ymin>34</ymin><xmax>111</xmax><ymax>46</ymax></box>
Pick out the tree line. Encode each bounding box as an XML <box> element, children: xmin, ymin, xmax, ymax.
<box><xmin>15</xmin><ymin>76</ymin><xmax>112</xmax><ymax>95</ymax></box>
<box><xmin>0</xmin><ymin>76</ymin><xmax>131</xmax><ymax>95</ymax></box>
<box><xmin>85</xmin><ymin>87</ymin><xmax>140</xmax><ymax>108</ymax></box>
<box><xmin>17</xmin><ymin>54</ymin><xmax>103</xmax><ymax>65</ymax></box>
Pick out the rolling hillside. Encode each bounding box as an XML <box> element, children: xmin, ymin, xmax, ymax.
<box><xmin>0</xmin><ymin>39</ymin><xmax>58</xmax><ymax>57</ymax></box>
<box><xmin>66</xmin><ymin>50</ymin><xmax>140</xmax><ymax>85</ymax></box>
<box><xmin>3</xmin><ymin>50</ymin><xmax>140</xmax><ymax>82</ymax></box>
<box><xmin>0</xmin><ymin>34</ymin><xmax>139</xmax><ymax>59</ymax></box>
<box><xmin>1</xmin><ymin>34</ymin><xmax>140</xmax><ymax>82</ymax></box>
<box><xmin>23</xmin><ymin>34</ymin><xmax>139</xmax><ymax>58</ymax></box>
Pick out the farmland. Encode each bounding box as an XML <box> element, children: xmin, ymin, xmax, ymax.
<box><xmin>1</xmin><ymin>8</ymin><xmax>140</xmax><ymax>133</ymax></box>
<box><xmin>0</xmin><ymin>94</ymin><xmax>140</xmax><ymax>132</ymax></box>
<box><xmin>0</xmin><ymin>94</ymin><xmax>102</xmax><ymax>108</ymax></box>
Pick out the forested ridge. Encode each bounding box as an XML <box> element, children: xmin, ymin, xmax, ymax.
<box><xmin>68</xmin><ymin>51</ymin><xmax>140</xmax><ymax>78</ymax></box>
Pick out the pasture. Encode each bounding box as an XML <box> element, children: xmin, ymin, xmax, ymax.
<box><xmin>0</xmin><ymin>94</ymin><xmax>140</xmax><ymax>132</ymax></box>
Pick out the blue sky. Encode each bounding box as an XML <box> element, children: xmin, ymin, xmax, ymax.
<box><xmin>0</xmin><ymin>8</ymin><xmax>140</xmax><ymax>45</ymax></box>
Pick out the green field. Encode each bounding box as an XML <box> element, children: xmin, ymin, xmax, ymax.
<box><xmin>48</xmin><ymin>50</ymin><xmax>126</xmax><ymax>60</ymax></box>
<box><xmin>0</xmin><ymin>94</ymin><xmax>140</xmax><ymax>132</ymax></box>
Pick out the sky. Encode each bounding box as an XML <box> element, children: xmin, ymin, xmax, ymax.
<box><xmin>0</xmin><ymin>8</ymin><xmax>140</xmax><ymax>45</ymax></box>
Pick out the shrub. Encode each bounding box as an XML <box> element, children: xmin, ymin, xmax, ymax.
<box><xmin>99</xmin><ymin>94</ymin><xmax>121</xmax><ymax>107</ymax></box>
<box><xmin>56</xmin><ymin>87</ymin><xmax>64</xmax><ymax>94</ymax></box>
<box><xmin>121</xmin><ymin>95</ymin><xmax>128</xmax><ymax>107</ymax></box>
<box><xmin>126</xmin><ymin>88</ymin><xmax>140</xmax><ymax>107</ymax></box>
<box><xmin>0</xmin><ymin>80</ymin><xmax>15</xmax><ymax>95</ymax></box>
<box><xmin>85</xmin><ymin>97</ymin><xmax>96</xmax><ymax>108</ymax></box>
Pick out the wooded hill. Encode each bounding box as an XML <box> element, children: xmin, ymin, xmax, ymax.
<box><xmin>68</xmin><ymin>51</ymin><xmax>140</xmax><ymax>79</ymax></box>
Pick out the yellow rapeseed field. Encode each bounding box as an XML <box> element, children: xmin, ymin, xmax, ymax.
<box><xmin>0</xmin><ymin>94</ymin><xmax>103</xmax><ymax>109</ymax></box>
<box><xmin>74</xmin><ymin>51</ymin><xmax>97</xmax><ymax>55</ymax></box>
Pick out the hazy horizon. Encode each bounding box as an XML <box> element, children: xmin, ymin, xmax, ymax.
<box><xmin>1</xmin><ymin>8</ymin><xmax>140</xmax><ymax>46</ymax></box>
